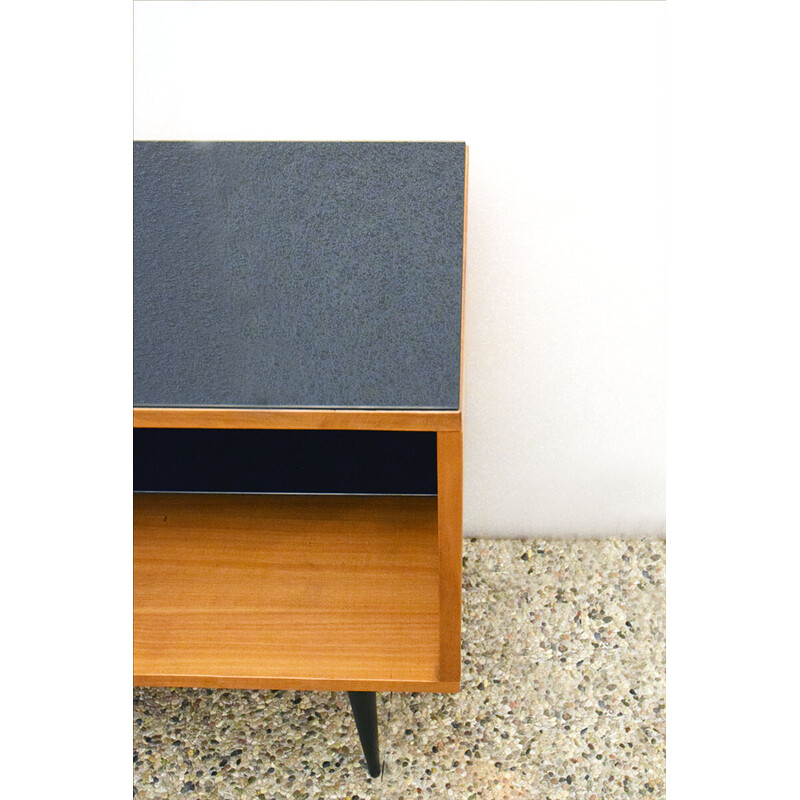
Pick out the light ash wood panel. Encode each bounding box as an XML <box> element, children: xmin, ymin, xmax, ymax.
<box><xmin>134</xmin><ymin>407</ymin><xmax>461</xmax><ymax>431</ymax></box>
<box><xmin>134</xmin><ymin>493</ymin><xmax>450</xmax><ymax>691</ymax></box>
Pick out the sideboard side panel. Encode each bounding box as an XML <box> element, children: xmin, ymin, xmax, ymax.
<box><xmin>437</xmin><ymin>430</ymin><xmax>463</xmax><ymax>685</ymax></box>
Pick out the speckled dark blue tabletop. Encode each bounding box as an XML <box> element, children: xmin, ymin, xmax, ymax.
<box><xmin>134</xmin><ymin>142</ymin><xmax>465</xmax><ymax>410</ymax></box>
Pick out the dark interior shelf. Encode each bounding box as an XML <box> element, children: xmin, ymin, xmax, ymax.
<box><xmin>133</xmin><ymin>428</ymin><xmax>437</xmax><ymax>495</ymax></box>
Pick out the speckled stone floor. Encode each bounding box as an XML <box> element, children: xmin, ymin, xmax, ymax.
<box><xmin>134</xmin><ymin>538</ymin><xmax>665</xmax><ymax>799</ymax></box>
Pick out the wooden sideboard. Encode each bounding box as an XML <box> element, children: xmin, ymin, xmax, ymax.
<box><xmin>133</xmin><ymin>141</ymin><xmax>467</xmax><ymax>776</ymax></box>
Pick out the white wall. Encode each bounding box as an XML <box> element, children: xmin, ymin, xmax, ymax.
<box><xmin>134</xmin><ymin>0</ymin><xmax>665</xmax><ymax>538</ymax></box>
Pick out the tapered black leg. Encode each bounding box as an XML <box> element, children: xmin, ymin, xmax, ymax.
<box><xmin>347</xmin><ymin>691</ymin><xmax>381</xmax><ymax>777</ymax></box>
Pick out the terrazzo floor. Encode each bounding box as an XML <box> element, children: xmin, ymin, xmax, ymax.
<box><xmin>134</xmin><ymin>538</ymin><xmax>665</xmax><ymax>799</ymax></box>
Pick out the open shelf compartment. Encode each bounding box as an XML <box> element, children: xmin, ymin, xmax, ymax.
<box><xmin>134</xmin><ymin>492</ymin><xmax>456</xmax><ymax>692</ymax></box>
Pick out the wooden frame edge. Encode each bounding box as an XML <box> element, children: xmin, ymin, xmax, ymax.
<box><xmin>437</xmin><ymin>430</ymin><xmax>463</xmax><ymax>686</ymax></box>
<box><xmin>134</xmin><ymin>407</ymin><xmax>461</xmax><ymax>431</ymax></box>
<box><xmin>134</xmin><ymin>675</ymin><xmax>461</xmax><ymax>693</ymax></box>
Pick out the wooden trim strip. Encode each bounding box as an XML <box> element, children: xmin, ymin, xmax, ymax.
<box><xmin>133</xmin><ymin>674</ymin><xmax>460</xmax><ymax>693</ymax></box>
<box><xmin>134</xmin><ymin>407</ymin><xmax>461</xmax><ymax>431</ymax></box>
<box><xmin>437</xmin><ymin>430</ymin><xmax>463</xmax><ymax>686</ymax></box>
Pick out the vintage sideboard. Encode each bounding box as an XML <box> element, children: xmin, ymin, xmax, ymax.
<box><xmin>133</xmin><ymin>141</ymin><xmax>467</xmax><ymax>776</ymax></box>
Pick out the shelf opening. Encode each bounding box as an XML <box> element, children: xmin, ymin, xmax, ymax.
<box><xmin>134</xmin><ymin>492</ymin><xmax>445</xmax><ymax>690</ymax></box>
<box><xmin>134</xmin><ymin>428</ymin><xmax>437</xmax><ymax>495</ymax></box>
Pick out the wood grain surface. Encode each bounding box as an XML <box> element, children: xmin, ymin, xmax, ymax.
<box><xmin>134</xmin><ymin>493</ymin><xmax>458</xmax><ymax>692</ymax></box>
<box><xmin>437</xmin><ymin>431</ymin><xmax>464</xmax><ymax>684</ymax></box>
<box><xmin>134</xmin><ymin>407</ymin><xmax>461</xmax><ymax>431</ymax></box>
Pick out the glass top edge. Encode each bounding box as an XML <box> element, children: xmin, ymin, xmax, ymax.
<box><xmin>132</xmin><ymin>405</ymin><xmax>459</xmax><ymax>412</ymax></box>
<box><xmin>133</xmin><ymin>139</ymin><xmax>466</xmax><ymax>145</ymax></box>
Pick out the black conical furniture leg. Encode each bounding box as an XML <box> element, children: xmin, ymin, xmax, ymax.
<box><xmin>347</xmin><ymin>691</ymin><xmax>381</xmax><ymax>777</ymax></box>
